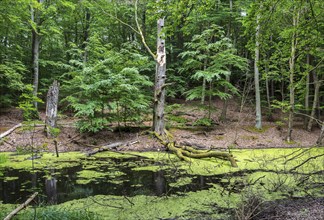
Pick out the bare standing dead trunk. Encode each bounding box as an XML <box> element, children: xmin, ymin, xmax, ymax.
<box><xmin>45</xmin><ymin>80</ymin><xmax>60</xmax><ymax>137</ymax></box>
<box><xmin>153</xmin><ymin>18</ymin><xmax>166</xmax><ymax>135</ymax></box>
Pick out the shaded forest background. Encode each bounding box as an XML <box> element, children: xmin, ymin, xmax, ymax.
<box><xmin>0</xmin><ymin>0</ymin><xmax>323</xmax><ymax>139</ymax></box>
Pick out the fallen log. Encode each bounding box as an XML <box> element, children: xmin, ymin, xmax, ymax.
<box><xmin>154</xmin><ymin>130</ymin><xmax>238</xmax><ymax>167</ymax></box>
<box><xmin>0</xmin><ymin>123</ymin><xmax>22</xmax><ymax>139</ymax></box>
<box><xmin>86</xmin><ymin>140</ymin><xmax>139</xmax><ymax>156</ymax></box>
<box><xmin>4</xmin><ymin>192</ymin><xmax>38</xmax><ymax>220</ymax></box>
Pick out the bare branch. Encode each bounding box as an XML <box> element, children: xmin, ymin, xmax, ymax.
<box><xmin>93</xmin><ymin>1</ymin><xmax>140</xmax><ymax>35</ymax></box>
<box><xmin>135</xmin><ymin>0</ymin><xmax>156</xmax><ymax>60</ymax></box>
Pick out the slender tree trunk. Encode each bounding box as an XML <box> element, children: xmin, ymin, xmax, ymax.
<box><xmin>201</xmin><ymin>59</ymin><xmax>207</xmax><ymax>105</ymax></box>
<box><xmin>304</xmin><ymin>54</ymin><xmax>310</xmax><ymax>128</ymax></box>
<box><xmin>208</xmin><ymin>81</ymin><xmax>212</xmax><ymax>120</ymax></box>
<box><xmin>307</xmin><ymin>71</ymin><xmax>320</xmax><ymax>131</ymax></box>
<box><xmin>32</xmin><ymin>29</ymin><xmax>40</xmax><ymax>110</ymax></box>
<box><xmin>153</xmin><ymin>18</ymin><xmax>166</xmax><ymax>135</ymax></box>
<box><xmin>287</xmin><ymin>9</ymin><xmax>299</xmax><ymax>142</ymax></box>
<box><xmin>220</xmin><ymin>0</ymin><xmax>233</xmax><ymax>121</ymax></box>
<box><xmin>265</xmin><ymin>64</ymin><xmax>272</xmax><ymax>119</ymax></box>
<box><xmin>31</xmin><ymin>2</ymin><xmax>42</xmax><ymax>111</ymax></box>
<box><xmin>83</xmin><ymin>8</ymin><xmax>91</xmax><ymax>64</ymax></box>
<box><xmin>254</xmin><ymin>13</ymin><xmax>262</xmax><ymax>129</ymax></box>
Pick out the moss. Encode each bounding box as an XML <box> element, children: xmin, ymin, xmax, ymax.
<box><xmin>132</xmin><ymin>165</ymin><xmax>162</xmax><ymax>172</ymax></box>
<box><xmin>1</xmin><ymin>147</ymin><xmax>323</xmax><ymax>219</ymax></box>
<box><xmin>77</xmin><ymin>170</ymin><xmax>106</xmax><ymax>179</ymax></box>
<box><xmin>169</xmin><ymin>177</ymin><xmax>193</xmax><ymax>188</ymax></box>
<box><xmin>0</xmin><ymin>152</ymin><xmax>85</xmax><ymax>170</ymax></box>
<box><xmin>3</xmin><ymin>176</ymin><xmax>19</xmax><ymax>181</ymax></box>
<box><xmin>92</xmin><ymin>151</ymin><xmax>137</xmax><ymax>159</ymax></box>
<box><xmin>56</xmin><ymin>188</ymin><xmax>238</xmax><ymax>220</ymax></box>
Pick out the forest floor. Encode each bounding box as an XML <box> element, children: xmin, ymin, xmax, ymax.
<box><xmin>0</xmin><ymin>99</ymin><xmax>322</xmax><ymax>153</ymax></box>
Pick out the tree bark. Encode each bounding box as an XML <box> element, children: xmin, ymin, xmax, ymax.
<box><xmin>254</xmin><ymin>12</ymin><xmax>262</xmax><ymax>129</ymax></box>
<box><xmin>86</xmin><ymin>140</ymin><xmax>138</xmax><ymax>156</ymax></box>
<box><xmin>304</xmin><ymin>54</ymin><xmax>310</xmax><ymax>128</ymax></box>
<box><xmin>201</xmin><ymin>59</ymin><xmax>207</xmax><ymax>105</ymax></box>
<box><xmin>220</xmin><ymin>0</ymin><xmax>233</xmax><ymax>121</ymax></box>
<box><xmin>45</xmin><ymin>80</ymin><xmax>60</xmax><ymax>137</ymax></box>
<box><xmin>307</xmin><ymin>71</ymin><xmax>320</xmax><ymax>131</ymax></box>
<box><xmin>31</xmin><ymin>0</ymin><xmax>43</xmax><ymax>111</ymax></box>
<box><xmin>317</xmin><ymin>124</ymin><xmax>324</xmax><ymax>146</ymax></box>
<box><xmin>4</xmin><ymin>192</ymin><xmax>38</xmax><ymax>220</ymax></box>
<box><xmin>83</xmin><ymin>8</ymin><xmax>91</xmax><ymax>64</ymax></box>
<box><xmin>287</xmin><ymin>9</ymin><xmax>299</xmax><ymax>142</ymax></box>
<box><xmin>0</xmin><ymin>123</ymin><xmax>22</xmax><ymax>139</ymax></box>
<box><xmin>153</xmin><ymin>18</ymin><xmax>166</xmax><ymax>136</ymax></box>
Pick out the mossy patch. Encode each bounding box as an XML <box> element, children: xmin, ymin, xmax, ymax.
<box><xmin>169</xmin><ymin>177</ymin><xmax>193</xmax><ymax>188</ymax></box>
<box><xmin>0</xmin><ymin>147</ymin><xmax>323</xmax><ymax>219</ymax></box>
<box><xmin>0</xmin><ymin>152</ymin><xmax>85</xmax><ymax>170</ymax></box>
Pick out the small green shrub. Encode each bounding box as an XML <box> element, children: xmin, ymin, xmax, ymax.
<box><xmin>193</xmin><ymin>117</ymin><xmax>213</xmax><ymax>127</ymax></box>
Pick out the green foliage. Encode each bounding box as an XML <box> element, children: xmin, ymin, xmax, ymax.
<box><xmin>193</xmin><ymin>117</ymin><xmax>213</xmax><ymax>127</ymax></box>
<box><xmin>0</xmin><ymin>61</ymin><xmax>26</xmax><ymax>107</ymax></box>
<box><xmin>49</xmin><ymin>127</ymin><xmax>61</xmax><ymax>138</ymax></box>
<box><xmin>18</xmin><ymin>85</ymin><xmax>43</xmax><ymax>120</ymax></box>
<box><xmin>62</xmin><ymin>37</ymin><xmax>153</xmax><ymax>133</ymax></box>
<box><xmin>23</xmin><ymin>206</ymin><xmax>99</xmax><ymax>220</ymax></box>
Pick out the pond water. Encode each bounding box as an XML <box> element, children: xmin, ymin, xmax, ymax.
<box><xmin>0</xmin><ymin>155</ymin><xmax>244</xmax><ymax>205</ymax></box>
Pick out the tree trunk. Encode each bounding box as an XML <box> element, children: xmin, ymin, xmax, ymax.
<box><xmin>153</xmin><ymin>18</ymin><xmax>166</xmax><ymax>136</ymax></box>
<box><xmin>220</xmin><ymin>0</ymin><xmax>233</xmax><ymax>121</ymax></box>
<box><xmin>83</xmin><ymin>8</ymin><xmax>91</xmax><ymax>64</ymax></box>
<box><xmin>265</xmin><ymin>65</ymin><xmax>272</xmax><ymax>119</ymax></box>
<box><xmin>304</xmin><ymin>54</ymin><xmax>310</xmax><ymax>128</ymax></box>
<box><xmin>254</xmin><ymin>13</ymin><xmax>262</xmax><ymax>129</ymax></box>
<box><xmin>287</xmin><ymin>9</ymin><xmax>299</xmax><ymax>142</ymax></box>
<box><xmin>317</xmin><ymin>123</ymin><xmax>324</xmax><ymax>146</ymax></box>
<box><xmin>307</xmin><ymin>71</ymin><xmax>320</xmax><ymax>131</ymax></box>
<box><xmin>31</xmin><ymin>0</ymin><xmax>43</xmax><ymax>111</ymax></box>
<box><xmin>45</xmin><ymin>80</ymin><xmax>60</xmax><ymax>137</ymax></box>
<box><xmin>31</xmin><ymin>28</ymin><xmax>40</xmax><ymax>111</ymax></box>
<box><xmin>201</xmin><ymin>59</ymin><xmax>207</xmax><ymax>105</ymax></box>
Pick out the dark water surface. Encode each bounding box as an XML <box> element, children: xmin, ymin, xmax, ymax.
<box><xmin>0</xmin><ymin>155</ymin><xmax>242</xmax><ymax>205</ymax></box>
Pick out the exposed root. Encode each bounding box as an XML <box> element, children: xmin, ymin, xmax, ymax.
<box><xmin>153</xmin><ymin>130</ymin><xmax>238</xmax><ymax>167</ymax></box>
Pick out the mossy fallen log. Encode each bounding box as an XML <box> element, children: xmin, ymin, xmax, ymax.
<box><xmin>153</xmin><ymin>130</ymin><xmax>238</xmax><ymax>167</ymax></box>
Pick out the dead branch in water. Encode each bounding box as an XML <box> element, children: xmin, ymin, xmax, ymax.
<box><xmin>4</xmin><ymin>192</ymin><xmax>38</xmax><ymax>220</ymax></box>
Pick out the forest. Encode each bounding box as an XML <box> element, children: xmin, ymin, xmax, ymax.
<box><xmin>0</xmin><ymin>0</ymin><xmax>323</xmax><ymax>219</ymax></box>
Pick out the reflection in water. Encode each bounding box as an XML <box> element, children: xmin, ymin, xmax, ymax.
<box><xmin>0</xmin><ymin>156</ymin><xmax>240</xmax><ymax>205</ymax></box>
<box><xmin>154</xmin><ymin>170</ymin><xmax>166</xmax><ymax>195</ymax></box>
<box><xmin>45</xmin><ymin>170</ymin><xmax>57</xmax><ymax>204</ymax></box>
